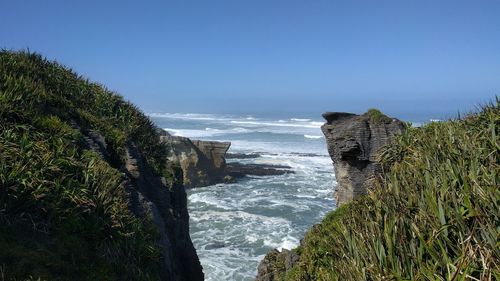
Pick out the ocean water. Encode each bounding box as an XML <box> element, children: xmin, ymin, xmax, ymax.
<box><xmin>149</xmin><ymin>113</ymin><xmax>336</xmax><ymax>281</ymax></box>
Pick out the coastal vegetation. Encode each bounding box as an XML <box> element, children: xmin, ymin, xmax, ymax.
<box><xmin>365</xmin><ymin>108</ymin><xmax>393</xmax><ymax>123</ymax></box>
<box><xmin>280</xmin><ymin>101</ymin><xmax>499</xmax><ymax>280</ymax></box>
<box><xmin>2</xmin><ymin>50</ymin><xmax>499</xmax><ymax>280</ymax></box>
<box><xmin>0</xmin><ymin>51</ymin><xmax>171</xmax><ymax>280</ymax></box>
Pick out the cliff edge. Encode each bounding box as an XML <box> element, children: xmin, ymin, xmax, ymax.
<box><xmin>321</xmin><ymin>109</ymin><xmax>405</xmax><ymax>205</ymax></box>
<box><xmin>256</xmin><ymin>103</ymin><xmax>499</xmax><ymax>280</ymax></box>
<box><xmin>0</xmin><ymin>51</ymin><xmax>203</xmax><ymax>280</ymax></box>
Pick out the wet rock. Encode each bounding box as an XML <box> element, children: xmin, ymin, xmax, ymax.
<box><xmin>225</xmin><ymin>152</ymin><xmax>261</xmax><ymax>159</ymax></box>
<box><xmin>205</xmin><ymin>241</ymin><xmax>226</xmax><ymax>250</ymax></box>
<box><xmin>255</xmin><ymin>249</ymin><xmax>299</xmax><ymax>281</ymax></box>
<box><xmin>227</xmin><ymin>163</ymin><xmax>293</xmax><ymax>178</ymax></box>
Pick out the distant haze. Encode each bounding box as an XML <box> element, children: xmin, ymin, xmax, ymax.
<box><xmin>1</xmin><ymin>0</ymin><xmax>499</xmax><ymax>120</ymax></box>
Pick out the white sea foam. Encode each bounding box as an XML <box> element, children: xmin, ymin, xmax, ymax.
<box><xmin>163</xmin><ymin>127</ymin><xmax>250</xmax><ymax>138</ymax></box>
<box><xmin>155</xmin><ymin>112</ymin><xmax>337</xmax><ymax>281</ymax></box>
<box><xmin>304</xmin><ymin>134</ymin><xmax>323</xmax><ymax>139</ymax></box>
<box><xmin>150</xmin><ymin>112</ymin><xmax>324</xmax><ymax>129</ymax></box>
<box><xmin>295</xmin><ymin>194</ymin><xmax>317</xmax><ymax>199</ymax></box>
<box><xmin>278</xmin><ymin>236</ymin><xmax>300</xmax><ymax>251</ymax></box>
<box><xmin>310</xmin><ymin>121</ymin><xmax>324</xmax><ymax>126</ymax></box>
<box><xmin>228</xmin><ymin>140</ymin><xmax>328</xmax><ymax>156</ymax></box>
<box><xmin>231</xmin><ymin>120</ymin><xmax>321</xmax><ymax>128</ymax></box>
<box><xmin>148</xmin><ymin>112</ymin><xmax>226</xmax><ymax>121</ymax></box>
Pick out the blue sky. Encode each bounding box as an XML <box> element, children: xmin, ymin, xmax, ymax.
<box><xmin>1</xmin><ymin>0</ymin><xmax>499</xmax><ymax>120</ymax></box>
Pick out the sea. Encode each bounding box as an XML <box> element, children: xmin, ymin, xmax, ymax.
<box><xmin>148</xmin><ymin>112</ymin><xmax>438</xmax><ymax>280</ymax></box>
<box><xmin>148</xmin><ymin>113</ymin><xmax>336</xmax><ymax>280</ymax></box>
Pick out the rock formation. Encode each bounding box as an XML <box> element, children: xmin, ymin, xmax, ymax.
<box><xmin>124</xmin><ymin>142</ymin><xmax>203</xmax><ymax>281</ymax></box>
<box><xmin>321</xmin><ymin>110</ymin><xmax>405</xmax><ymax>205</ymax></box>
<box><xmin>84</xmin><ymin>130</ymin><xmax>204</xmax><ymax>280</ymax></box>
<box><xmin>162</xmin><ymin>135</ymin><xmax>231</xmax><ymax>188</ymax></box>
<box><xmin>255</xmin><ymin>110</ymin><xmax>405</xmax><ymax>281</ymax></box>
<box><xmin>227</xmin><ymin>162</ymin><xmax>293</xmax><ymax>178</ymax></box>
<box><xmin>162</xmin><ymin>135</ymin><xmax>294</xmax><ymax>187</ymax></box>
<box><xmin>0</xmin><ymin>51</ymin><xmax>205</xmax><ymax>280</ymax></box>
<box><xmin>255</xmin><ymin>249</ymin><xmax>299</xmax><ymax>281</ymax></box>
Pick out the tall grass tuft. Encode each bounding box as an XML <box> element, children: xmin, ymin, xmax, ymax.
<box><xmin>0</xmin><ymin>50</ymin><xmax>167</xmax><ymax>280</ymax></box>
<box><xmin>282</xmin><ymin>100</ymin><xmax>499</xmax><ymax>280</ymax></box>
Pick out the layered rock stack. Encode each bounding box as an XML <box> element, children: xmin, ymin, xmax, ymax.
<box><xmin>321</xmin><ymin>110</ymin><xmax>405</xmax><ymax>205</ymax></box>
<box><xmin>255</xmin><ymin>110</ymin><xmax>405</xmax><ymax>281</ymax></box>
<box><xmin>161</xmin><ymin>135</ymin><xmax>231</xmax><ymax>188</ymax></box>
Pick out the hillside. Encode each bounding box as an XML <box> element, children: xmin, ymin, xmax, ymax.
<box><xmin>0</xmin><ymin>51</ymin><xmax>203</xmax><ymax>280</ymax></box>
<box><xmin>261</xmin><ymin>102</ymin><xmax>499</xmax><ymax>280</ymax></box>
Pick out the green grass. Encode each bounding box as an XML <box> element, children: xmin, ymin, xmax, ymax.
<box><xmin>0</xmin><ymin>51</ymin><xmax>169</xmax><ymax>280</ymax></box>
<box><xmin>365</xmin><ymin>108</ymin><xmax>393</xmax><ymax>123</ymax></box>
<box><xmin>280</xmin><ymin>101</ymin><xmax>499</xmax><ymax>280</ymax></box>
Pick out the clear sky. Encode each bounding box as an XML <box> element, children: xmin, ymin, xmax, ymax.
<box><xmin>1</xmin><ymin>0</ymin><xmax>499</xmax><ymax>120</ymax></box>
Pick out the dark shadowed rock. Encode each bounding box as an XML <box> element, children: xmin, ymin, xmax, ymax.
<box><xmin>255</xmin><ymin>249</ymin><xmax>300</xmax><ymax>281</ymax></box>
<box><xmin>205</xmin><ymin>241</ymin><xmax>226</xmax><ymax>250</ymax></box>
<box><xmin>124</xmin><ymin>142</ymin><xmax>204</xmax><ymax>281</ymax></box>
<box><xmin>226</xmin><ymin>152</ymin><xmax>262</xmax><ymax>159</ymax></box>
<box><xmin>321</xmin><ymin>110</ymin><xmax>405</xmax><ymax>205</ymax></box>
<box><xmin>80</xmin><ymin>128</ymin><xmax>203</xmax><ymax>281</ymax></box>
<box><xmin>227</xmin><ymin>163</ymin><xmax>293</xmax><ymax>178</ymax></box>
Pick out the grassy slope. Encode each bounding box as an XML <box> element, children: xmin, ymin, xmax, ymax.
<box><xmin>282</xmin><ymin>102</ymin><xmax>499</xmax><ymax>280</ymax></box>
<box><xmin>0</xmin><ymin>51</ymin><xmax>171</xmax><ymax>280</ymax></box>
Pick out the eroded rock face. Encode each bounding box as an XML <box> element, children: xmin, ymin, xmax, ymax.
<box><xmin>255</xmin><ymin>249</ymin><xmax>299</xmax><ymax>281</ymax></box>
<box><xmin>255</xmin><ymin>111</ymin><xmax>405</xmax><ymax>280</ymax></box>
<box><xmin>82</xmin><ymin>129</ymin><xmax>204</xmax><ymax>281</ymax></box>
<box><xmin>124</xmin><ymin>143</ymin><xmax>204</xmax><ymax>281</ymax></box>
<box><xmin>321</xmin><ymin>111</ymin><xmax>405</xmax><ymax>205</ymax></box>
<box><xmin>161</xmin><ymin>135</ymin><xmax>231</xmax><ymax>188</ymax></box>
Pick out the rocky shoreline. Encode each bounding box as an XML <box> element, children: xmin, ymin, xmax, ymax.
<box><xmin>162</xmin><ymin>134</ymin><xmax>294</xmax><ymax>188</ymax></box>
<box><xmin>255</xmin><ymin>109</ymin><xmax>405</xmax><ymax>281</ymax></box>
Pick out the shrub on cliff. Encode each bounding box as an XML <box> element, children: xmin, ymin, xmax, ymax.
<box><xmin>281</xmin><ymin>101</ymin><xmax>499</xmax><ymax>280</ymax></box>
<box><xmin>365</xmin><ymin>108</ymin><xmax>393</xmax><ymax>123</ymax></box>
<box><xmin>0</xmin><ymin>51</ymin><xmax>170</xmax><ymax>280</ymax></box>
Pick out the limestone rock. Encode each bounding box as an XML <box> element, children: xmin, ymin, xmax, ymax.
<box><xmin>255</xmin><ymin>249</ymin><xmax>299</xmax><ymax>281</ymax></box>
<box><xmin>321</xmin><ymin>110</ymin><xmax>405</xmax><ymax>205</ymax></box>
<box><xmin>161</xmin><ymin>135</ymin><xmax>231</xmax><ymax>188</ymax></box>
<box><xmin>81</xmin><ymin>129</ymin><xmax>204</xmax><ymax>281</ymax></box>
<box><xmin>124</xmin><ymin>142</ymin><xmax>204</xmax><ymax>281</ymax></box>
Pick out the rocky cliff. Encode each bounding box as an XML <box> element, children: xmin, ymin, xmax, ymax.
<box><xmin>321</xmin><ymin>110</ymin><xmax>405</xmax><ymax>205</ymax></box>
<box><xmin>0</xmin><ymin>51</ymin><xmax>203</xmax><ymax>280</ymax></box>
<box><xmin>256</xmin><ymin>104</ymin><xmax>499</xmax><ymax>280</ymax></box>
<box><xmin>162</xmin><ymin>135</ymin><xmax>231</xmax><ymax>188</ymax></box>
<box><xmin>124</xmin><ymin>142</ymin><xmax>204</xmax><ymax>281</ymax></box>
<box><xmin>255</xmin><ymin>249</ymin><xmax>299</xmax><ymax>281</ymax></box>
<box><xmin>255</xmin><ymin>109</ymin><xmax>405</xmax><ymax>280</ymax></box>
<box><xmin>162</xmin><ymin>135</ymin><xmax>294</xmax><ymax>188</ymax></box>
